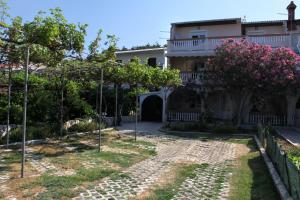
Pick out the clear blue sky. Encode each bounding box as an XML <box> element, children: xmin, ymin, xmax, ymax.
<box><xmin>6</xmin><ymin>0</ymin><xmax>299</xmax><ymax>50</ymax></box>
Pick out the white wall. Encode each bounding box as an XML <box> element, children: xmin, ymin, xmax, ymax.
<box><xmin>116</xmin><ymin>49</ymin><xmax>167</xmax><ymax>68</ymax></box>
<box><xmin>171</xmin><ymin>23</ymin><xmax>242</xmax><ymax>39</ymax></box>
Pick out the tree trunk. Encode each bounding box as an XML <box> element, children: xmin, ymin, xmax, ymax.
<box><xmin>286</xmin><ymin>95</ymin><xmax>299</xmax><ymax>126</ymax></box>
<box><xmin>230</xmin><ymin>90</ymin><xmax>252</xmax><ymax>127</ymax></box>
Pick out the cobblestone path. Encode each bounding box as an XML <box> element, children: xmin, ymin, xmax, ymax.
<box><xmin>173</xmin><ymin>162</ymin><xmax>231</xmax><ymax>200</ymax></box>
<box><xmin>74</xmin><ymin>135</ymin><xmax>237</xmax><ymax>200</ymax></box>
<box><xmin>27</xmin><ymin>148</ymin><xmax>76</xmax><ymax>176</ymax></box>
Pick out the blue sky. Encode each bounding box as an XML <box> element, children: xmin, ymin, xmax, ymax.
<box><xmin>6</xmin><ymin>0</ymin><xmax>299</xmax><ymax>50</ymax></box>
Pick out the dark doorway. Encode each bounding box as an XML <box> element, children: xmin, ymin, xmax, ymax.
<box><xmin>297</xmin><ymin>98</ymin><xmax>300</xmax><ymax>109</ymax></box>
<box><xmin>147</xmin><ymin>58</ymin><xmax>157</xmax><ymax>67</ymax></box>
<box><xmin>142</xmin><ymin>95</ymin><xmax>163</xmax><ymax>122</ymax></box>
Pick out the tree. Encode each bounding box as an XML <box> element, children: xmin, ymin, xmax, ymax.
<box><xmin>0</xmin><ymin>8</ymin><xmax>87</xmax><ymax>67</ymax></box>
<box><xmin>204</xmin><ymin>39</ymin><xmax>299</xmax><ymax>126</ymax></box>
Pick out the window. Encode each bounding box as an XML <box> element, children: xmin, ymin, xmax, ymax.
<box><xmin>190</xmin><ymin>30</ymin><xmax>207</xmax><ymax>46</ymax></box>
<box><xmin>147</xmin><ymin>58</ymin><xmax>157</xmax><ymax>67</ymax></box>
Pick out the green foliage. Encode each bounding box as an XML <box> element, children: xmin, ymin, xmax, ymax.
<box><xmin>288</xmin><ymin>150</ymin><xmax>300</xmax><ymax>168</ymax></box>
<box><xmin>120</xmin><ymin>42</ymin><xmax>163</xmax><ymax>51</ymax></box>
<box><xmin>0</xmin><ymin>125</ymin><xmax>57</xmax><ymax>144</ymax></box>
<box><xmin>212</xmin><ymin>124</ymin><xmax>237</xmax><ymax>134</ymax></box>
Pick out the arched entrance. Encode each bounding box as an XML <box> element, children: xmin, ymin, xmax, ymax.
<box><xmin>141</xmin><ymin>95</ymin><xmax>163</xmax><ymax>122</ymax></box>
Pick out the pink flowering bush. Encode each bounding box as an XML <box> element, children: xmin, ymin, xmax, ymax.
<box><xmin>204</xmin><ymin>39</ymin><xmax>300</xmax><ymax>125</ymax></box>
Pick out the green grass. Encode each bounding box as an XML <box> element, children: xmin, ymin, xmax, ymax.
<box><xmin>108</xmin><ymin>141</ymin><xmax>156</xmax><ymax>156</ymax></box>
<box><xmin>229</xmin><ymin>139</ymin><xmax>280</xmax><ymax>200</ymax></box>
<box><xmin>92</xmin><ymin>151</ymin><xmax>144</xmax><ymax>168</ymax></box>
<box><xmin>146</xmin><ymin>164</ymin><xmax>208</xmax><ymax>200</ymax></box>
<box><xmin>2</xmin><ymin>152</ymin><xmax>21</xmax><ymax>164</ymax></box>
<box><xmin>23</xmin><ymin>167</ymin><xmax>118</xmax><ymax>199</ymax></box>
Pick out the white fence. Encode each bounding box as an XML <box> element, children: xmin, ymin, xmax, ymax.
<box><xmin>168</xmin><ymin>112</ymin><xmax>201</xmax><ymax>122</ymax></box>
<box><xmin>248</xmin><ymin>113</ymin><xmax>287</xmax><ymax>126</ymax></box>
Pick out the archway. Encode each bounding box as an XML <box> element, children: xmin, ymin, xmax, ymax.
<box><xmin>141</xmin><ymin>95</ymin><xmax>163</xmax><ymax>122</ymax></box>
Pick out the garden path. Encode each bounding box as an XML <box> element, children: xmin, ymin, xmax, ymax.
<box><xmin>74</xmin><ymin>133</ymin><xmax>237</xmax><ymax>200</ymax></box>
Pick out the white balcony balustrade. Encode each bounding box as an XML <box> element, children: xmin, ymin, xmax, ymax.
<box><xmin>167</xmin><ymin>34</ymin><xmax>292</xmax><ymax>55</ymax></box>
<box><xmin>180</xmin><ymin>72</ymin><xmax>204</xmax><ymax>85</ymax></box>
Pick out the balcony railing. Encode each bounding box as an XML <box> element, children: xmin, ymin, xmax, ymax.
<box><xmin>167</xmin><ymin>34</ymin><xmax>292</xmax><ymax>54</ymax></box>
<box><xmin>180</xmin><ymin>72</ymin><xmax>204</xmax><ymax>84</ymax></box>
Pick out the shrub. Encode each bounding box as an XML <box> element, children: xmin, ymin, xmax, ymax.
<box><xmin>68</xmin><ymin>120</ymin><xmax>106</xmax><ymax>133</ymax></box>
<box><xmin>288</xmin><ymin>149</ymin><xmax>300</xmax><ymax>168</ymax></box>
<box><xmin>0</xmin><ymin>124</ymin><xmax>56</xmax><ymax>144</ymax></box>
<box><xmin>212</xmin><ymin>124</ymin><xmax>237</xmax><ymax>134</ymax></box>
<box><xmin>168</xmin><ymin>122</ymin><xmax>206</xmax><ymax>132</ymax></box>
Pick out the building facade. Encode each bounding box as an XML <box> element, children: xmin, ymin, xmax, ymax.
<box><xmin>117</xmin><ymin>1</ymin><xmax>300</xmax><ymax>127</ymax></box>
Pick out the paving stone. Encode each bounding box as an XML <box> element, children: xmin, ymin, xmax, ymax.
<box><xmin>74</xmin><ymin>134</ymin><xmax>237</xmax><ymax>200</ymax></box>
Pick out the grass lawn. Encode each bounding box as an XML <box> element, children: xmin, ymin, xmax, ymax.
<box><xmin>166</xmin><ymin>131</ymin><xmax>280</xmax><ymax>200</ymax></box>
<box><xmin>227</xmin><ymin>138</ymin><xmax>280</xmax><ymax>200</ymax></box>
<box><xmin>0</xmin><ymin>131</ymin><xmax>156</xmax><ymax>199</ymax></box>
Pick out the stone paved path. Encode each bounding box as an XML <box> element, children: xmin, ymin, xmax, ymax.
<box><xmin>27</xmin><ymin>148</ymin><xmax>76</xmax><ymax>176</ymax></box>
<box><xmin>74</xmin><ymin>135</ymin><xmax>236</xmax><ymax>200</ymax></box>
<box><xmin>173</xmin><ymin>162</ymin><xmax>231</xmax><ymax>200</ymax></box>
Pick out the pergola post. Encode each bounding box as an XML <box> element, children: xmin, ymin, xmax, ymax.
<box><xmin>114</xmin><ymin>83</ymin><xmax>118</xmax><ymax>128</ymax></box>
<box><xmin>135</xmin><ymin>85</ymin><xmax>138</xmax><ymax>141</ymax></box>
<box><xmin>21</xmin><ymin>46</ymin><xmax>30</xmax><ymax>178</ymax></box>
<box><xmin>60</xmin><ymin>74</ymin><xmax>64</xmax><ymax>137</ymax></box>
<box><xmin>98</xmin><ymin>68</ymin><xmax>103</xmax><ymax>152</ymax></box>
<box><xmin>6</xmin><ymin>65</ymin><xmax>12</xmax><ymax>149</ymax></box>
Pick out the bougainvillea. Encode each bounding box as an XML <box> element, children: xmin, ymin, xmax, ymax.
<box><xmin>204</xmin><ymin>39</ymin><xmax>300</xmax><ymax>126</ymax></box>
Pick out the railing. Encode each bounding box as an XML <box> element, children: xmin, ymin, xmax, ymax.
<box><xmin>180</xmin><ymin>72</ymin><xmax>199</xmax><ymax>81</ymax></box>
<box><xmin>168</xmin><ymin>112</ymin><xmax>201</xmax><ymax>122</ymax></box>
<box><xmin>180</xmin><ymin>72</ymin><xmax>204</xmax><ymax>84</ymax></box>
<box><xmin>249</xmin><ymin>113</ymin><xmax>287</xmax><ymax>126</ymax></box>
<box><xmin>168</xmin><ymin>34</ymin><xmax>291</xmax><ymax>53</ymax></box>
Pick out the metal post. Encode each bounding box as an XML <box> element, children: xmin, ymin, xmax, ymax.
<box><xmin>60</xmin><ymin>75</ymin><xmax>64</xmax><ymax>137</ymax></box>
<box><xmin>114</xmin><ymin>84</ymin><xmax>118</xmax><ymax>128</ymax></box>
<box><xmin>135</xmin><ymin>85</ymin><xmax>138</xmax><ymax>141</ymax></box>
<box><xmin>6</xmin><ymin>65</ymin><xmax>12</xmax><ymax>149</ymax></box>
<box><xmin>21</xmin><ymin>46</ymin><xmax>29</xmax><ymax>178</ymax></box>
<box><xmin>98</xmin><ymin>68</ymin><xmax>103</xmax><ymax>152</ymax></box>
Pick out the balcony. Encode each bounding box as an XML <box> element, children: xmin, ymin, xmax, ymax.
<box><xmin>180</xmin><ymin>72</ymin><xmax>203</xmax><ymax>85</ymax></box>
<box><xmin>167</xmin><ymin>34</ymin><xmax>294</xmax><ymax>57</ymax></box>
